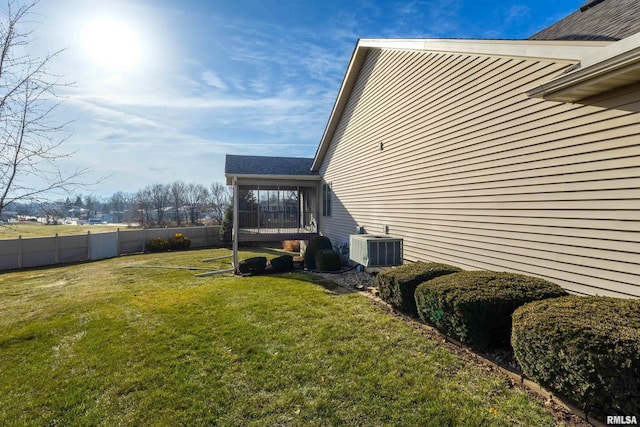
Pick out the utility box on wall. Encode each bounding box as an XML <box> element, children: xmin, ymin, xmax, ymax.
<box><xmin>349</xmin><ymin>234</ymin><xmax>403</xmax><ymax>267</ymax></box>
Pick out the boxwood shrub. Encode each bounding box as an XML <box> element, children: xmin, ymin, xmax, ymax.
<box><xmin>376</xmin><ymin>262</ymin><xmax>461</xmax><ymax>316</ymax></box>
<box><xmin>315</xmin><ymin>249</ymin><xmax>341</xmax><ymax>272</ymax></box>
<box><xmin>169</xmin><ymin>233</ymin><xmax>191</xmax><ymax>251</ymax></box>
<box><xmin>415</xmin><ymin>271</ymin><xmax>567</xmax><ymax>350</ymax></box>
<box><xmin>304</xmin><ymin>236</ymin><xmax>332</xmax><ymax>270</ymax></box>
<box><xmin>238</xmin><ymin>257</ymin><xmax>267</xmax><ymax>275</ymax></box>
<box><xmin>147</xmin><ymin>237</ymin><xmax>170</xmax><ymax>252</ymax></box>
<box><xmin>270</xmin><ymin>255</ymin><xmax>294</xmax><ymax>273</ymax></box>
<box><xmin>512</xmin><ymin>296</ymin><xmax>640</xmax><ymax>418</ymax></box>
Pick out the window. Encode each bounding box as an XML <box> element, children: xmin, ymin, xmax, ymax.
<box><xmin>322</xmin><ymin>182</ymin><xmax>332</xmax><ymax>217</ymax></box>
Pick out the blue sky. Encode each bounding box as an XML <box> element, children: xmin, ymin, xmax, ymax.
<box><xmin>22</xmin><ymin>0</ymin><xmax>585</xmax><ymax>197</ymax></box>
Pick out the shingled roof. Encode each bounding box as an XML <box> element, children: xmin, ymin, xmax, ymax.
<box><xmin>530</xmin><ymin>0</ymin><xmax>640</xmax><ymax>41</ymax></box>
<box><xmin>225</xmin><ymin>154</ymin><xmax>316</xmax><ymax>176</ymax></box>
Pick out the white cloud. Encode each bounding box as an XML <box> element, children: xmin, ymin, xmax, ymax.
<box><xmin>201</xmin><ymin>70</ymin><xmax>228</xmax><ymax>90</ymax></box>
<box><xmin>504</xmin><ymin>5</ymin><xmax>530</xmax><ymax>23</ymax></box>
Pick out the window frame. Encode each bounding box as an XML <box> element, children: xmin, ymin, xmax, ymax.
<box><xmin>322</xmin><ymin>181</ymin><xmax>332</xmax><ymax>217</ymax></box>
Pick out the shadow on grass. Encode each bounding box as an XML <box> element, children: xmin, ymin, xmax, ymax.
<box><xmin>306</xmin><ymin>274</ymin><xmax>359</xmax><ymax>295</ymax></box>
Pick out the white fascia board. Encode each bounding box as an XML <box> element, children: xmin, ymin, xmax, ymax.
<box><xmin>225</xmin><ymin>174</ymin><xmax>321</xmax><ymax>185</ymax></box>
<box><xmin>357</xmin><ymin>38</ymin><xmax>610</xmax><ymax>62</ymax></box>
<box><xmin>581</xmin><ymin>32</ymin><xmax>640</xmax><ymax>68</ymax></box>
<box><xmin>527</xmin><ymin>33</ymin><xmax>640</xmax><ymax>101</ymax></box>
<box><xmin>312</xmin><ymin>41</ymin><xmax>370</xmax><ymax>171</ymax></box>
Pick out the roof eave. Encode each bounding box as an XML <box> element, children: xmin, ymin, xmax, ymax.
<box><xmin>311</xmin><ymin>40</ymin><xmax>370</xmax><ymax>172</ymax></box>
<box><xmin>225</xmin><ymin>173</ymin><xmax>321</xmax><ymax>185</ymax></box>
<box><xmin>528</xmin><ymin>33</ymin><xmax>640</xmax><ymax>102</ymax></box>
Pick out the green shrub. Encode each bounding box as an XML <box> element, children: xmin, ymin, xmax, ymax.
<box><xmin>415</xmin><ymin>271</ymin><xmax>567</xmax><ymax>350</ymax></box>
<box><xmin>169</xmin><ymin>233</ymin><xmax>191</xmax><ymax>250</ymax></box>
<box><xmin>304</xmin><ymin>236</ymin><xmax>332</xmax><ymax>270</ymax></box>
<box><xmin>376</xmin><ymin>262</ymin><xmax>461</xmax><ymax>316</ymax></box>
<box><xmin>512</xmin><ymin>296</ymin><xmax>640</xmax><ymax>418</ymax></box>
<box><xmin>147</xmin><ymin>237</ymin><xmax>170</xmax><ymax>252</ymax></box>
<box><xmin>315</xmin><ymin>249</ymin><xmax>341</xmax><ymax>271</ymax></box>
<box><xmin>238</xmin><ymin>257</ymin><xmax>267</xmax><ymax>275</ymax></box>
<box><xmin>270</xmin><ymin>255</ymin><xmax>294</xmax><ymax>273</ymax></box>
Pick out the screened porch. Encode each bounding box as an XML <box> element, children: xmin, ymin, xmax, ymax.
<box><xmin>236</xmin><ymin>184</ymin><xmax>319</xmax><ymax>242</ymax></box>
<box><xmin>225</xmin><ymin>154</ymin><xmax>321</xmax><ymax>244</ymax></box>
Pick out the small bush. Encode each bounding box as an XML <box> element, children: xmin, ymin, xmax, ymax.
<box><xmin>238</xmin><ymin>257</ymin><xmax>267</xmax><ymax>275</ymax></box>
<box><xmin>415</xmin><ymin>271</ymin><xmax>567</xmax><ymax>350</ymax></box>
<box><xmin>512</xmin><ymin>296</ymin><xmax>640</xmax><ymax>419</ymax></box>
<box><xmin>270</xmin><ymin>255</ymin><xmax>294</xmax><ymax>272</ymax></box>
<box><xmin>304</xmin><ymin>236</ymin><xmax>332</xmax><ymax>270</ymax></box>
<box><xmin>376</xmin><ymin>261</ymin><xmax>461</xmax><ymax>316</ymax></box>
<box><xmin>147</xmin><ymin>237</ymin><xmax>170</xmax><ymax>252</ymax></box>
<box><xmin>315</xmin><ymin>249</ymin><xmax>341</xmax><ymax>271</ymax></box>
<box><xmin>282</xmin><ymin>240</ymin><xmax>300</xmax><ymax>252</ymax></box>
<box><xmin>169</xmin><ymin>233</ymin><xmax>191</xmax><ymax>251</ymax></box>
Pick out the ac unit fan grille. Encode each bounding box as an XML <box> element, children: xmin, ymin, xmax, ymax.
<box><xmin>349</xmin><ymin>235</ymin><xmax>403</xmax><ymax>267</ymax></box>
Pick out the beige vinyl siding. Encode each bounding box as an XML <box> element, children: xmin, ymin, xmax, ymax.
<box><xmin>319</xmin><ymin>47</ymin><xmax>640</xmax><ymax>298</ymax></box>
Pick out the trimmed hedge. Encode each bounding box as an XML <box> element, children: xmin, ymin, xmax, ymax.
<box><xmin>376</xmin><ymin>262</ymin><xmax>461</xmax><ymax>316</ymax></box>
<box><xmin>415</xmin><ymin>271</ymin><xmax>567</xmax><ymax>350</ymax></box>
<box><xmin>270</xmin><ymin>255</ymin><xmax>294</xmax><ymax>273</ymax></box>
<box><xmin>512</xmin><ymin>296</ymin><xmax>640</xmax><ymax>418</ymax></box>
<box><xmin>304</xmin><ymin>236</ymin><xmax>332</xmax><ymax>270</ymax></box>
<box><xmin>147</xmin><ymin>237</ymin><xmax>170</xmax><ymax>252</ymax></box>
<box><xmin>169</xmin><ymin>233</ymin><xmax>191</xmax><ymax>251</ymax></box>
<box><xmin>315</xmin><ymin>249</ymin><xmax>341</xmax><ymax>272</ymax></box>
<box><xmin>238</xmin><ymin>257</ymin><xmax>267</xmax><ymax>275</ymax></box>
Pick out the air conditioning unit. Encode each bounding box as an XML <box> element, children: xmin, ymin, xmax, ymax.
<box><xmin>349</xmin><ymin>234</ymin><xmax>403</xmax><ymax>267</ymax></box>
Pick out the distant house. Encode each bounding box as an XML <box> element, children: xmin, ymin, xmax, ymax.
<box><xmin>226</xmin><ymin>0</ymin><xmax>640</xmax><ymax>298</ymax></box>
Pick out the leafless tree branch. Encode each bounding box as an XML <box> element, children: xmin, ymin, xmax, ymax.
<box><xmin>0</xmin><ymin>0</ymin><xmax>90</xmax><ymax>219</ymax></box>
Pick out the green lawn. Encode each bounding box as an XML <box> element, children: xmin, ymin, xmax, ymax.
<box><xmin>0</xmin><ymin>222</ymin><xmax>129</xmax><ymax>239</ymax></box>
<box><xmin>0</xmin><ymin>248</ymin><xmax>559</xmax><ymax>426</ymax></box>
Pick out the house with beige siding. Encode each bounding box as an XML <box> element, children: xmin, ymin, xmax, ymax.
<box><xmin>226</xmin><ymin>0</ymin><xmax>640</xmax><ymax>298</ymax></box>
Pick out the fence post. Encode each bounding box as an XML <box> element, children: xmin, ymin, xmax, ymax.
<box><xmin>142</xmin><ymin>227</ymin><xmax>146</xmax><ymax>253</ymax></box>
<box><xmin>117</xmin><ymin>228</ymin><xmax>120</xmax><ymax>256</ymax></box>
<box><xmin>87</xmin><ymin>231</ymin><xmax>91</xmax><ymax>260</ymax></box>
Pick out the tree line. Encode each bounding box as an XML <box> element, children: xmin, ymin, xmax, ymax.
<box><xmin>28</xmin><ymin>181</ymin><xmax>230</xmax><ymax>227</ymax></box>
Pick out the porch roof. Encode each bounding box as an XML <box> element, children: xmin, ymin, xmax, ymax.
<box><xmin>225</xmin><ymin>154</ymin><xmax>320</xmax><ymax>185</ymax></box>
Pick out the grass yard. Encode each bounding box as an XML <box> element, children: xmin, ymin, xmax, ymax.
<box><xmin>0</xmin><ymin>222</ymin><xmax>127</xmax><ymax>239</ymax></box>
<box><xmin>0</xmin><ymin>248</ymin><xmax>560</xmax><ymax>426</ymax></box>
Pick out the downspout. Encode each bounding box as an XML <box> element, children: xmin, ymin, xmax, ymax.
<box><xmin>233</xmin><ymin>176</ymin><xmax>239</xmax><ymax>274</ymax></box>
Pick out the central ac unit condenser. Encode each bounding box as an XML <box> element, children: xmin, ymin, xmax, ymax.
<box><xmin>349</xmin><ymin>234</ymin><xmax>403</xmax><ymax>267</ymax></box>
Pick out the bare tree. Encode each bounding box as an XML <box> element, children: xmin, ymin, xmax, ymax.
<box><xmin>109</xmin><ymin>191</ymin><xmax>127</xmax><ymax>223</ymax></box>
<box><xmin>184</xmin><ymin>183</ymin><xmax>208</xmax><ymax>225</ymax></box>
<box><xmin>148</xmin><ymin>183</ymin><xmax>170</xmax><ymax>225</ymax></box>
<box><xmin>39</xmin><ymin>200</ymin><xmax>62</xmax><ymax>224</ymax></box>
<box><xmin>170</xmin><ymin>180</ymin><xmax>186</xmax><ymax>225</ymax></box>
<box><xmin>208</xmin><ymin>181</ymin><xmax>229</xmax><ymax>224</ymax></box>
<box><xmin>84</xmin><ymin>194</ymin><xmax>99</xmax><ymax>217</ymax></box>
<box><xmin>133</xmin><ymin>187</ymin><xmax>152</xmax><ymax>227</ymax></box>
<box><xmin>0</xmin><ymin>1</ymin><xmax>86</xmax><ymax>219</ymax></box>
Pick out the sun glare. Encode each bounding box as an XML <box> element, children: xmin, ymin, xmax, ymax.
<box><xmin>81</xmin><ymin>18</ymin><xmax>143</xmax><ymax>71</ymax></box>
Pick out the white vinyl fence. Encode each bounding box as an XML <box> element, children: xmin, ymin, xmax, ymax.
<box><xmin>0</xmin><ymin>226</ymin><xmax>222</xmax><ymax>271</ymax></box>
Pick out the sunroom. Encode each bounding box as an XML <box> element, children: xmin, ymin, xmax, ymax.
<box><xmin>224</xmin><ymin>155</ymin><xmax>321</xmax><ymax>244</ymax></box>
